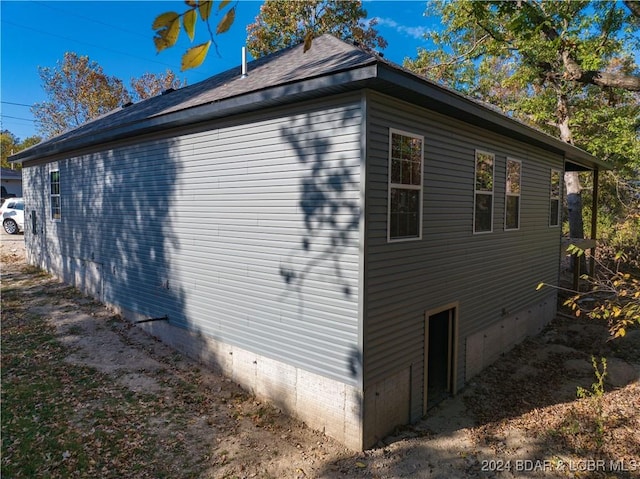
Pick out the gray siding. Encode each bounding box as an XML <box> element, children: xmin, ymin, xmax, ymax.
<box><xmin>23</xmin><ymin>95</ymin><xmax>364</xmax><ymax>385</ymax></box>
<box><xmin>363</xmin><ymin>91</ymin><xmax>561</xmax><ymax>392</ymax></box>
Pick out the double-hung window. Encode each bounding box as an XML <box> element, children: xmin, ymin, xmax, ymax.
<box><xmin>50</xmin><ymin>170</ymin><xmax>61</xmax><ymax>220</ymax></box>
<box><xmin>550</xmin><ymin>169</ymin><xmax>561</xmax><ymax>227</ymax></box>
<box><xmin>505</xmin><ymin>159</ymin><xmax>521</xmax><ymax>230</ymax></box>
<box><xmin>388</xmin><ymin>129</ymin><xmax>423</xmax><ymax>241</ymax></box>
<box><xmin>474</xmin><ymin>150</ymin><xmax>494</xmax><ymax>233</ymax></box>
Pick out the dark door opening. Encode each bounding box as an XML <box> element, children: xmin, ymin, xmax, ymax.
<box><xmin>424</xmin><ymin>307</ymin><xmax>457</xmax><ymax>412</ymax></box>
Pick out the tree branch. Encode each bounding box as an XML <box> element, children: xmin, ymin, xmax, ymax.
<box><xmin>623</xmin><ymin>0</ymin><xmax>640</xmax><ymax>19</ymax></box>
<box><xmin>566</xmin><ymin>69</ymin><xmax>640</xmax><ymax>91</ymax></box>
<box><xmin>421</xmin><ymin>33</ymin><xmax>491</xmax><ymax>72</ymax></box>
<box><xmin>524</xmin><ymin>1</ymin><xmax>640</xmax><ymax>91</ymax></box>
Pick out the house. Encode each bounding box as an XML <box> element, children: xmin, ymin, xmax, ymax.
<box><xmin>10</xmin><ymin>35</ymin><xmax>608</xmax><ymax>450</ymax></box>
<box><xmin>1</xmin><ymin>167</ymin><xmax>23</xmax><ymax>199</ymax></box>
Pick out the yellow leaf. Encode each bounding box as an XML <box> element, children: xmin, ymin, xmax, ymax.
<box><xmin>219</xmin><ymin>0</ymin><xmax>231</xmax><ymax>10</ymax></box>
<box><xmin>303</xmin><ymin>31</ymin><xmax>314</xmax><ymax>53</ymax></box>
<box><xmin>152</xmin><ymin>11</ymin><xmax>179</xmax><ymax>30</ymax></box>
<box><xmin>216</xmin><ymin>6</ymin><xmax>235</xmax><ymax>34</ymax></box>
<box><xmin>185</xmin><ymin>0</ymin><xmax>197</xmax><ymax>6</ymax></box>
<box><xmin>536</xmin><ymin>282</ymin><xmax>545</xmax><ymax>291</ymax></box>
<box><xmin>181</xmin><ymin>41</ymin><xmax>211</xmax><ymax>71</ymax></box>
<box><xmin>198</xmin><ymin>0</ymin><xmax>212</xmax><ymax>21</ymax></box>
<box><xmin>183</xmin><ymin>9</ymin><xmax>196</xmax><ymax>41</ymax></box>
<box><xmin>355</xmin><ymin>461</ymin><xmax>366</xmax><ymax>468</ymax></box>
<box><xmin>153</xmin><ymin>12</ymin><xmax>181</xmax><ymax>52</ymax></box>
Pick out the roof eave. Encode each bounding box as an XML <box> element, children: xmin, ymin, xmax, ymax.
<box><xmin>11</xmin><ymin>64</ymin><xmax>379</xmax><ymax>165</ymax></box>
<box><xmin>11</xmin><ymin>55</ymin><xmax>609</xmax><ymax>172</ymax></box>
<box><xmin>372</xmin><ymin>64</ymin><xmax>610</xmax><ymax>171</ymax></box>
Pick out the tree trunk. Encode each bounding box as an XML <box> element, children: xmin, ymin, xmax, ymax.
<box><xmin>557</xmin><ymin>92</ymin><xmax>586</xmax><ymax>273</ymax></box>
<box><xmin>565</xmin><ymin>170</ymin><xmax>584</xmax><ymax>239</ymax></box>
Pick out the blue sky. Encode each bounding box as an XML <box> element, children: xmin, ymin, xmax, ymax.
<box><xmin>0</xmin><ymin>1</ymin><xmax>437</xmax><ymax>141</ymax></box>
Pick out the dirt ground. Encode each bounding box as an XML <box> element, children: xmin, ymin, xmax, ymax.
<box><xmin>2</xmin><ymin>234</ymin><xmax>639</xmax><ymax>478</ymax></box>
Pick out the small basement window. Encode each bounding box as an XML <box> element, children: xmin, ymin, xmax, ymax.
<box><xmin>550</xmin><ymin>169</ymin><xmax>561</xmax><ymax>227</ymax></box>
<box><xmin>474</xmin><ymin>150</ymin><xmax>494</xmax><ymax>233</ymax></box>
<box><xmin>388</xmin><ymin>129</ymin><xmax>424</xmax><ymax>241</ymax></box>
<box><xmin>505</xmin><ymin>158</ymin><xmax>521</xmax><ymax>230</ymax></box>
<box><xmin>50</xmin><ymin>170</ymin><xmax>61</xmax><ymax>220</ymax></box>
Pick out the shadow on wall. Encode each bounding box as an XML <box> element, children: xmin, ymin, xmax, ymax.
<box><xmin>275</xmin><ymin>108</ymin><xmax>364</xmax><ymax>431</ymax></box>
<box><xmin>277</xmin><ymin>118</ymin><xmax>360</xmax><ymax>317</ymax></box>
<box><xmin>25</xmin><ymin>137</ymin><xmax>188</xmax><ymax>338</ymax></box>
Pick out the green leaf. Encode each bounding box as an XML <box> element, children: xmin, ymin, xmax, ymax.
<box><xmin>198</xmin><ymin>0</ymin><xmax>212</xmax><ymax>22</ymax></box>
<box><xmin>152</xmin><ymin>12</ymin><xmax>179</xmax><ymax>30</ymax></box>
<box><xmin>216</xmin><ymin>6</ymin><xmax>235</xmax><ymax>34</ymax></box>
<box><xmin>183</xmin><ymin>9</ymin><xmax>197</xmax><ymax>42</ymax></box>
<box><xmin>181</xmin><ymin>41</ymin><xmax>211</xmax><ymax>71</ymax></box>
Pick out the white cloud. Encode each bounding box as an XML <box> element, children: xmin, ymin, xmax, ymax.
<box><xmin>372</xmin><ymin>17</ymin><xmax>428</xmax><ymax>39</ymax></box>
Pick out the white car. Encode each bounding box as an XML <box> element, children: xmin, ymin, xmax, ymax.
<box><xmin>1</xmin><ymin>197</ymin><xmax>24</xmax><ymax>234</ymax></box>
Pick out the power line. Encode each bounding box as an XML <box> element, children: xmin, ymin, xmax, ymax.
<box><xmin>1</xmin><ymin>101</ymin><xmax>33</xmax><ymax>108</ymax></box>
<box><xmin>0</xmin><ymin>115</ymin><xmax>40</xmax><ymax>123</ymax></box>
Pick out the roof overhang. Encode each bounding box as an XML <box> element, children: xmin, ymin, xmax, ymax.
<box><xmin>369</xmin><ymin>64</ymin><xmax>610</xmax><ymax>172</ymax></box>
<box><xmin>11</xmin><ymin>64</ymin><xmax>378</xmax><ymax>165</ymax></box>
<box><xmin>11</xmin><ymin>56</ymin><xmax>610</xmax><ymax>172</ymax></box>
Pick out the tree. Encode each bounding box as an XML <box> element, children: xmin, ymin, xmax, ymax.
<box><xmin>32</xmin><ymin>52</ymin><xmax>130</xmax><ymax>138</ymax></box>
<box><xmin>405</xmin><ymin>0</ymin><xmax>640</xmax><ymax>241</ymax></box>
<box><xmin>130</xmin><ymin>70</ymin><xmax>187</xmax><ymax>102</ymax></box>
<box><xmin>1</xmin><ymin>130</ymin><xmax>41</xmax><ymax>168</ymax></box>
<box><xmin>1</xmin><ymin>131</ymin><xmax>19</xmax><ymax>168</ymax></box>
<box><xmin>246</xmin><ymin>0</ymin><xmax>387</xmax><ymax>58</ymax></box>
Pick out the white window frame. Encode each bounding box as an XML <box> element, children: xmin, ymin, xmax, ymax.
<box><xmin>387</xmin><ymin>128</ymin><xmax>424</xmax><ymax>242</ymax></box>
<box><xmin>473</xmin><ymin>150</ymin><xmax>495</xmax><ymax>234</ymax></box>
<box><xmin>550</xmin><ymin>168</ymin><xmax>561</xmax><ymax>227</ymax></box>
<box><xmin>50</xmin><ymin>169</ymin><xmax>61</xmax><ymax>221</ymax></box>
<box><xmin>504</xmin><ymin>158</ymin><xmax>522</xmax><ymax>231</ymax></box>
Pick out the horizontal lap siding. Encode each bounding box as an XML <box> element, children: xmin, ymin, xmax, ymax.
<box><xmin>25</xmin><ymin>96</ymin><xmax>364</xmax><ymax>385</ymax></box>
<box><xmin>364</xmin><ymin>92</ymin><xmax>562</xmax><ymax>387</ymax></box>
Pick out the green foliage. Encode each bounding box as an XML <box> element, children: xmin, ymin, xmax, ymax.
<box><xmin>1</xmin><ymin>130</ymin><xmax>41</xmax><ymax>168</ymax></box>
<box><xmin>576</xmin><ymin>356</ymin><xmax>607</xmax><ymax>445</ymax></box>
<box><xmin>245</xmin><ymin>0</ymin><xmax>387</xmax><ymax>58</ymax></box>
<box><xmin>576</xmin><ymin>356</ymin><xmax>607</xmax><ymax>402</ymax></box>
<box><xmin>152</xmin><ymin>0</ymin><xmax>237</xmax><ymax>71</ymax></box>
<box><xmin>404</xmin><ymin>1</ymin><xmax>640</xmax><ymax>162</ymax></box>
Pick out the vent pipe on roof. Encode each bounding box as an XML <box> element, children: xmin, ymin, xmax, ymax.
<box><xmin>241</xmin><ymin>46</ymin><xmax>248</xmax><ymax>78</ymax></box>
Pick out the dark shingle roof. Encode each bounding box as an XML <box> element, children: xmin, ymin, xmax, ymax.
<box><xmin>10</xmin><ymin>34</ymin><xmax>606</xmax><ymax>170</ymax></box>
